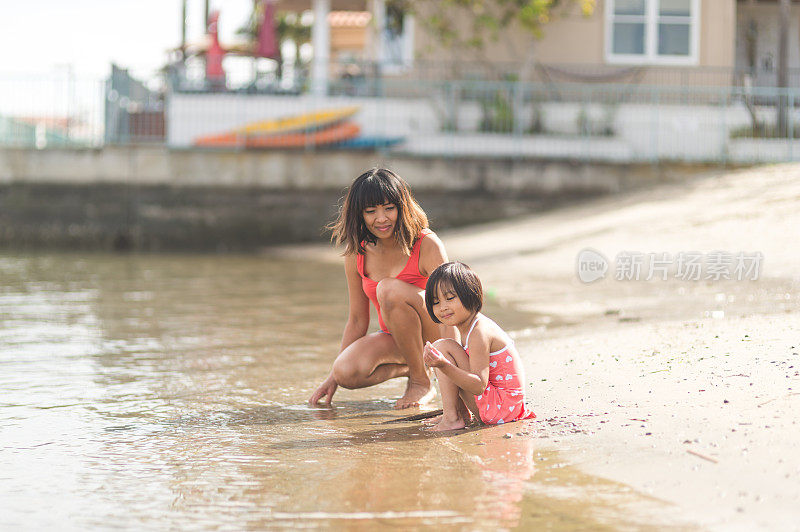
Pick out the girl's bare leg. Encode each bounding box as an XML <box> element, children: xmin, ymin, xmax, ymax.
<box><xmin>429</xmin><ymin>368</ymin><xmax>470</xmax><ymax>431</ymax></box>
<box><xmin>376</xmin><ymin>279</ymin><xmax>441</xmax><ymax>409</ymax></box>
<box><xmin>428</xmin><ymin>339</ymin><xmax>475</xmax><ymax>431</ymax></box>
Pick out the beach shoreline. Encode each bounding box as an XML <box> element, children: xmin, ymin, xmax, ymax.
<box><xmin>445</xmin><ymin>163</ymin><xmax>800</xmax><ymax>530</ymax></box>
<box><xmin>275</xmin><ymin>163</ymin><xmax>800</xmax><ymax>529</ymax></box>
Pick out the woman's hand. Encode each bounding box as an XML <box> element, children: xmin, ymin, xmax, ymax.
<box><xmin>423</xmin><ymin>341</ymin><xmax>448</xmax><ymax>369</ymax></box>
<box><xmin>309</xmin><ymin>373</ymin><xmax>338</xmax><ymax>406</ymax></box>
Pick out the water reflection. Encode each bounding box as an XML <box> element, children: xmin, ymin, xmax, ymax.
<box><xmin>1</xmin><ymin>253</ymin><xmax>663</xmax><ymax>530</ymax></box>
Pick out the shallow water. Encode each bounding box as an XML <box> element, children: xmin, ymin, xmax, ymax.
<box><xmin>1</xmin><ymin>253</ymin><xmax>662</xmax><ymax>530</ymax></box>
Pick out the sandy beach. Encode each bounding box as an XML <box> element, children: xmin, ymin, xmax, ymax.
<box><xmin>276</xmin><ymin>163</ymin><xmax>799</xmax><ymax>529</ymax></box>
<box><xmin>444</xmin><ymin>163</ymin><xmax>800</xmax><ymax>530</ymax></box>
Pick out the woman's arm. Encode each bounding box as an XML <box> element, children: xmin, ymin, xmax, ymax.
<box><xmin>418</xmin><ymin>233</ymin><xmax>460</xmax><ymax>340</ymax></box>
<box><xmin>417</xmin><ymin>232</ymin><xmax>448</xmax><ymax>277</ymax></box>
<box><xmin>309</xmin><ymin>254</ymin><xmax>370</xmax><ymax>405</ymax></box>
<box><xmin>339</xmin><ymin>253</ymin><xmax>370</xmax><ymax>350</ymax></box>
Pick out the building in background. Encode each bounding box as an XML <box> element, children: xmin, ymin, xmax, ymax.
<box><xmin>104</xmin><ymin>65</ymin><xmax>164</xmax><ymax>144</ymax></box>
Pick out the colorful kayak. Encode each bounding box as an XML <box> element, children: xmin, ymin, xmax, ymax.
<box><xmin>195</xmin><ymin>121</ymin><xmax>361</xmax><ymax>148</ymax></box>
<box><xmin>330</xmin><ymin>135</ymin><xmax>405</xmax><ymax>149</ymax></box>
<box><xmin>231</xmin><ymin>106</ymin><xmax>359</xmax><ymax>136</ymax></box>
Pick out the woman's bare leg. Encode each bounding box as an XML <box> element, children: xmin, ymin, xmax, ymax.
<box><xmin>331</xmin><ymin>332</ymin><xmax>408</xmax><ymax>389</ymax></box>
<box><xmin>376</xmin><ymin>278</ymin><xmax>441</xmax><ymax>409</ymax></box>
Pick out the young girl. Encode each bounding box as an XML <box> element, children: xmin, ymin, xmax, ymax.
<box><xmin>422</xmin><ymin>262</ymin><xmax>536</xmax><ymax>431</ymax></box>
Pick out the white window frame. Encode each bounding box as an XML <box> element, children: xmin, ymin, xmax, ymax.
<box><xmin>605</xmin><ymin>0</ymin><xmax>700</xmax><ymax>66</ymax></box>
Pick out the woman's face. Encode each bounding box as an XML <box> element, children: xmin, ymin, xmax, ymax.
<box><xmin>363</xmin><ymin>202</ymin><xmax>398</xmax><ymax>240</ymax></box>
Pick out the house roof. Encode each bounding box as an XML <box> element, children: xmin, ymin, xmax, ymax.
<box><xmin>329</xmin><ymin>10</ymin><xmax>371</xmax><ymax>28</ymax></box>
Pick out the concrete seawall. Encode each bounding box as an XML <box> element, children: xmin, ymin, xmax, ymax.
<box><xmin>0</xmin><ymin>147</ymin><xmax>720</xmax><ymax>251</ymax></box>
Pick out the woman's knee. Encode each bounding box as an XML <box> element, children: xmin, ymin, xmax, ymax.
<box><xmin>332</xmin><ymin>358</ymin><xmax>362</xmax><ymax>389</ymax></box>
<box><xmin>376</xmin><ymin>278</ymin><xmax>415</xmax><ymax>313</ymax></box>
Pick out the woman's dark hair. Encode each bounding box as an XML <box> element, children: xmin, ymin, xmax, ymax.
<box><xmin>329</xmin><ymin>168</ymin><xmax>428</xmax><ymax>255</ymax></box>
<box><xmin>425</xmin><ymin>262</ymin><xmax>483</xmax><ymax>323</ymax></box>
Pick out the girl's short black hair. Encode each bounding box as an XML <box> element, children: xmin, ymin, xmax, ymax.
<box><xmin>425</xmin><ymin>262</ymin><xmax>483</xmax><ymax>323</ymax></box>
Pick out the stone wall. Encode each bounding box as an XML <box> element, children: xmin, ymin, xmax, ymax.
<box><xmin>0</xmin><ymin>147</ymin><xmax>718</xmax><ymax>251</ymax></box>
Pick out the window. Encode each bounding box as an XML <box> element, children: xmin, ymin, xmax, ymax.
<box><xmin>380</xmin><ymin>3</ymin><xmax>414</xmax><ymax>72</ymax></box>
<box><xmin>606</xmin><ymin>0</ymin><xmax>699</xmax><ymax>65</ymax></box>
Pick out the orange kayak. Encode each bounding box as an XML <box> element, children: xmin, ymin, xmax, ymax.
<box><xmin>195</xmin><ymin>122</ymin><xmax>360</xmax><ymax>148</ymax></box>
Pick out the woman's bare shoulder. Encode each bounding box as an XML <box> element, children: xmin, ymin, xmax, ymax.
<box><xmin>419</xmin><ymin>230</ymin><xmax>447</xmax><ymax>259</ymax></box>
<box><xmin>344</xmin><ymin>252</ymin><xmax>364</xmax><ymax>272</ymax></box>
<box><xmin>421</xmin><ymin>229</ymin><xmax>443</xmax><ymax>246</ymax></box>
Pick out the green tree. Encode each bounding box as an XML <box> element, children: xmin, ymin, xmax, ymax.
<box><xmin>400</xmin><ymin>1</ymin><xmax>595</xmax><ymax>134</ymax></box>
<box><xmin>403</xmin><ymin>0</ymin><xmax>595</xmax><ymax>46</ymax></box>
<box><xmin>400</xmin><ymin>0</ymin><xmax>595</xmax><ymax>79</ymax></box>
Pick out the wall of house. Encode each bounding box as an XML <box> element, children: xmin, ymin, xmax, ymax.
<box><xmin>531</xmin><ymin>6</ymin><xmax>605</xmax><ymax>64</ymax></box>
<box><xmin>411</xmin><ymin>3</ymin><xmax>604</xmax><ymax>68</ymax></box>
<box><xmin>700</xmin><ymin>0</ymin><xmax>736</xmax><ymax>68</ymax></box>
<box><xmin>411</xmin><ymin>8</ymin><xmax>536</xmax><ymax>67</ymax></box>
<box><xmin>410</xmin><ymin>0</ymin><xmax>736</xmax><ymax>82</ymax></box>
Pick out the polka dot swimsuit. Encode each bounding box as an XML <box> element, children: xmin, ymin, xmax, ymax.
<box><xmin>464</xmin><ymin>315</ymin><xmax>536</xmax><ymax>425</ymax></box>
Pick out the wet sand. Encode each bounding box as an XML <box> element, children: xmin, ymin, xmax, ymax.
<box><xmin>276</xmin><ymin>163</ymin><xmax>800</xmax><ymax>529</ymax></box>
<box><xmin>446</xmin><ymin>163</ymin><xmax>800</xmax><ymax>530</ymax></box>
<box><xmin>2</xmin><ymin>253</ymin><xmax>673</xmax><ymax>530</ymax></box>
<box><xmin>6</xmin><ymin>164</ymin><xmax>797</xmax><ymax>529</ymax></box>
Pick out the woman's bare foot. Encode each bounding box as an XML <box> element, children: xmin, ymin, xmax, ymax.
<box><xmin>429</xmin><ymin>415</ymin><xmax>467</xmax><ymax>431</ymax></box>
<box><xmin>395</xmin><ymin>379</ymin><xmax>434</xmax><ymax>409</ymax></box>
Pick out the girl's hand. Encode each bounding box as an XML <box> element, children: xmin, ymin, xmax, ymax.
<box><xmin>423</xmin><ymin>342</ymin><xmax>447</xmax><ymax>368</ymax></box>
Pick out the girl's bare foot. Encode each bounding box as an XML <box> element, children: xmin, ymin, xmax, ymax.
<box><xmin>422</xmin><ymin>414</ymin><xmax>443</xmax><ymax>425</ymax></box>
<box><xmin>423</xmin><ymin>392</ymin><xmax>472</xmax><ymax>425</ymax></box>
<box><xmin>395</xmin><ymin>379</ymin><xmax>435</xmax><ymax>409</ymax></box>
<box><xmin>430</xmin><ymin>416</ymin><xmax>467</xmax><ymax>431</ymax></box>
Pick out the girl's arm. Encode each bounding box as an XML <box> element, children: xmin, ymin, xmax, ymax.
<box><xmin>424</xmin><ymin>331</ymin><xmax>490</xmax><ymax>396</ymax></box>
<box><xmin>309</xmin><ymin>254</ymin><xmax>369</xmax><ymax>405</ymax></box>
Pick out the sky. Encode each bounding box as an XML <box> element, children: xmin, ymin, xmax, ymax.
<box><xmin>2</xmin><ymin>0</ymin><xmax>257</xmax><ymax>80</ymax></box>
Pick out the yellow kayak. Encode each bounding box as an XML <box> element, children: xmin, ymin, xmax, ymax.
<box><xmin>232</xmin><ymin>106</ymin><xmax>360</xmax><ymax>136</ymax></box>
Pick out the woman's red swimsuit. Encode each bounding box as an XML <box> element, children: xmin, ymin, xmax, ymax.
<box><xmin>356</xmin><ymin>229</ymin><xmax>431</xmax><ymax>333</ymax></box>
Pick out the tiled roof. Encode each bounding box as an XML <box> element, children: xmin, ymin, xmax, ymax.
<box><xmin>328</xmin><ymin>11</ymin><xmax>371</xmax><ymax>28</ymax></box>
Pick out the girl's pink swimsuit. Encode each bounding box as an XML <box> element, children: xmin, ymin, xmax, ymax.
<box><xmin>356</xmin><ymin>229</ymin><xmax>431</xmax><ymax>333</ymax></box>
<box><xmin>464</xmin><ymin>315</ymin><xmax>536</xmax><ymax>425</ymax></box>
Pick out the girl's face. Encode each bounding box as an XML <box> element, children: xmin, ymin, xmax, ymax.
<box><xmin>431</xmin><ymin>283</ymin><xmax>474</xmax><ymax>328</ymax></box>
<box><xmin>363</xmin><ymin>202</ymin><xmax>398</xmax><ymax>240</ymax></box>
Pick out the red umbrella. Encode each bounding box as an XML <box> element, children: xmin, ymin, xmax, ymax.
<box><xmin>206</xmin><ymin>10</ymin><xmax>226</xmax><ymax>82</ymax></box>
<box><xmin>256</xmin><ymin>0</ymin><xmax>279</xmax><ymax>59</ymax></box>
